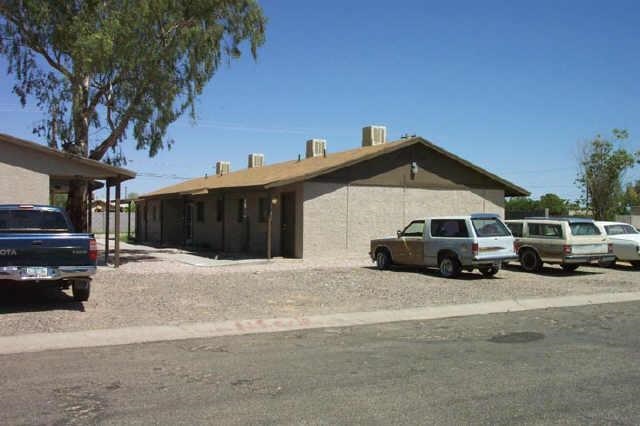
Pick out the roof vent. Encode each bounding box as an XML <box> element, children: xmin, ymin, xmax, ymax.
<box><xmin>362</xmin><ymin>125</ymin><xmax>387</xmax><ymax>147</ymax></box>
<box><xmin>248</xmin><ymin>153</ymin><xmax>264</xmax><ymax>168</ymax></box>
<box><xmin>306</xmin><ymin>139</ymin><xmax>327</xmax><ymax>158</ymax></box>
<box><xmin>216</xmin><ymin>161</ymin><xmax>231</xmax><ymax>176</ymax></box>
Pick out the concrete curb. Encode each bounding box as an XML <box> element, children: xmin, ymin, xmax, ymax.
<box><xmin>2</xmin><ymin>291</ymin><xmax>640</xmax><ymax>355</ymax></box>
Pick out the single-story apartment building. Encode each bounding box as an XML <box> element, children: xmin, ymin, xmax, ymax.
<box><xmin>137</xmin><ymin>126</ymin><xmax>528</xmax><ymax>258</ymax></box>
<box><xmin>0</xmin><ymin>133</ymin><xmax>135</xmax><ymax>207</ymax></box>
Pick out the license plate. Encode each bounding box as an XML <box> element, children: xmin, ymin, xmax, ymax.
<box><xmin>22</xmin><ymin>267</ymin><xmax>49</xmax><ymax>278</ymax></box>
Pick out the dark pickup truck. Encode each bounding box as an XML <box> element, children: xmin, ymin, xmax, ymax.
<box><xmin>0</xmin><ymin>205</ymin><xmax>97</xmax><ymax>301</ymax></box>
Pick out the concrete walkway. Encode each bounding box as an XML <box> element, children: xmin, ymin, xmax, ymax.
<box><xmin>96</xmin><ymin>237</ymin><xmax>271</xmax><ymax>267</ymax></box>
<box><xmin>3</xmin><ymin>291</ymin><xmax>640</xmax><ymax>355</ymax></box>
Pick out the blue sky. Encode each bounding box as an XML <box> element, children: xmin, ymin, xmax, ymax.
<box><xmin>1</xmin><ymin>0</ymin><xmax>639</xmax><ymax>200</ymax></box>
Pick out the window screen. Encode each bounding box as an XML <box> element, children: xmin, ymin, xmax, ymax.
<box><xmin>431</xmin><ymin>219</ymin><xmax>469</xmax><ymax>238</ymax></box>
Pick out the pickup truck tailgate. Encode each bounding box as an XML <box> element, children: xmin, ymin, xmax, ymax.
<box><xmin>0</xmin><ymin>233</ymin><xmax>94</xmax><ymax>267</ymax></box>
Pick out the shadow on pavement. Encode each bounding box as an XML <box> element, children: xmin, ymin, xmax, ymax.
<box><xmin>361</xmin><ymin>265</ymin><xmax>495</xmax><ymax>281</ymax></box>
<box><xmin>502</xmin><ymin>263</ymin><xmax>604</xmax><ymax>277</ymax></box>
<box><xmin>0</xmin><ymin>283</ymin><xmax>85</xmax><ymax>314</ymax></box>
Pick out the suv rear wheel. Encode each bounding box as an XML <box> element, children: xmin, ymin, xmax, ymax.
<box><xmin>631</xmin><ymin>261</ymin><xmax>640</xmax><ymax>270</ymax></box>
<box><xmin>439</xmin><ymin>255</ymin><xmax>461</xmax><ymax>278</ymax></box>
<box><xmin>519</xmin><ymin>249</ymin><xmax>542</xmax><ymax>273</ymax></box>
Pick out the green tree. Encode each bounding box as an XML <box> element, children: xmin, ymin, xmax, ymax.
<box><xmin>0</xmin><ymin>1</ymin><xmax>266</xmax><ymax>230</ymax></box>
<box><xmin>538</xmin><ymin>193</ymin><xmax>569</xmax><ymax>216</ymax></box>
<box><xmin>619</xmin><ymin>181</ymin><xmax>640</xmax><ymax>214</ymax></box>
<box><xmin>576</xmin><ymin>129</ymin><xmax>639</xmax><ymax>220</ymax></box>
<box><xmin>505</xmin><ymin>197</ymin><xmax>540</xmax><ymax>215</ymax></box>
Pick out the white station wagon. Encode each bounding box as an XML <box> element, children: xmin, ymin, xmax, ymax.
<box><xmin>595</xmin><ymin>221</ymin><xmax>640</xmax><ymax>269</ymax></box>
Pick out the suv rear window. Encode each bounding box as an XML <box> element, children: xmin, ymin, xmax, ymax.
<box><xmin>569</xmin><ymin>222</ymin><xmax>601</xmax><ymax>236</ymax></box>
<box><xmin>0</xmin><ymin>209</ymin><xmax>70</xmax><ymax>232</ymax></box>
<box><xmin>472</xmin><ymin>218</ymin><xmax>510</xmax><ymax>237</ymax></box>
<box><xmin>431</xmin><ymin>219</ymin><xmax>469</xmax><ymax>238</ymax></box>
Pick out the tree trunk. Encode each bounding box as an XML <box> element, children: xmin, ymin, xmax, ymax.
<box><xmin>67</xmin><ymin>179</ymin><xmax>88</xmax><ymax>232</ymax></box>
<box><xmin>66</xmin><ymin>76</ymin><xmax>91</xmax><ymax>230</ymax></box>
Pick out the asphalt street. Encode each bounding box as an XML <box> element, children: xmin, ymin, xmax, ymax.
<box><xmin>2</xmin><ymin>301</ymin><xmax>640</xmax><ymax>425</ymax></box>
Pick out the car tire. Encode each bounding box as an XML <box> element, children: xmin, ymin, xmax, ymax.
<box><xmin>439</xmin><ymin>255</ymin><xmax>461</xmax><ymax>278</ymax></box>
<box><xmin>630</xmin><ymin>261</ymin><xmax>640</xmax><ymax>270</ymax></box>
<box><xmin>72</xmin><ymin>279</ymin><xmax>91</xmax><ymax>302</ymax></box>
<box><xmin>375</xmin><ymin>250</ymin><xmax>391</xmax><ymax>271</ymax></box>
<box><xmin>480</xmin><ymin>266</ymin><xmax>499</xmax><ymax>277</ymax></box>
<box><xmin>561</xmin><ymin>264</ymin><xmax>579</xmax><ymax>273</ymax></box>
<box><xmin>519</xmin><ymin>249</ymin><xmax>542</xmax><ymax>273</ymax></box>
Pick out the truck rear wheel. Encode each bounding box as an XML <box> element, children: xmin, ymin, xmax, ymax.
<box><xmin>72</xmin><ymin>279</ymin><xmax>91</xmax><ymax>302</ymax></box>
<box><xmin>439</xmin><ymin>255</ymin><xmax>461</xmax><ymax>278</ymax></box>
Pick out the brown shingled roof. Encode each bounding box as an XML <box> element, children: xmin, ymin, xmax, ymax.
<box><xmin>141</xmin><ymin>137</ymin><xmax>529</xmax><ymax>198</ymax></box>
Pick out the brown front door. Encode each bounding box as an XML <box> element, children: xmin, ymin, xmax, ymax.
<box><xmin>281</xmin><ymin>192</ymin><xmax>296</xmax><ymax>257</ymax></box>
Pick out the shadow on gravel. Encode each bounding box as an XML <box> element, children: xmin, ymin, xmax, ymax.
<box><xmin>97</xmin><ymin>248</ymin><xmax>161</xmax><ymax>266</ymax></box>
<box><xmin>361</xmin><ymin>266</ymin><xmax>498</xmax><ymax>281</ymax></box>
<box><xmin>0</xmin><ymin>284</ymin><xmax>85</xmax><ymax>314</ymax></box>
<box><xmin>502</xmin><ymin>263</ymin><xmax>604</xmax><ymax>277</ymax></box>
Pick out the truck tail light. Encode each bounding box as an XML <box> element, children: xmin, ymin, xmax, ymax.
<box><xmin>89</xmin><ymin>238</ymin><xmax>97</xmax><ymax>262</ymax></box>
<box><xmin>563</xmin><ymin>245</ymin><xmax>572</xmax><ymax>255</ymax></box>
<box><xmin>608</xmin><ymin>243</ymin><xmax>613</xmax><ymax>254</ymax></box>
<box><xmin>513</xmin><ymin>241</ymin><xmax>519</xmax><ymax>253</ymax></box>
<box><xmin>472</xmin><ymin>242</ymin><xmax>479</xmax><ymax>257</ymax></box>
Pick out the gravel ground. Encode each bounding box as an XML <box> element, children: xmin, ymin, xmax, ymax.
<box><xmin>1</xmin><ymin>252</ymin><xmax>639</xmax><ymax>337</ymax></box>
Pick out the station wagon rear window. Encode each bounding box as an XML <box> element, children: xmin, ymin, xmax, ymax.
<box><xmin>604</xmin><ymin>224</ymin><xmax>638</xmax><ymax>235</ymax></box>
<box><xmin>569</xmin><ymin>222</ymin><xmax>601</xmax><ymax>236</ymax></box>
<box><xmin>472</xmin><ymin>218</ymin><xmax>510</xmax><ymax>237</ymax></box>
<box><xmin>431</xmin><ymin>219</ymin><xmax>469</xmax><ymax>238</ymax></box>
<box><xmin>0</xmin><ymin>210</ymin><xmax>70</xmax><ymax>232</ymax></box>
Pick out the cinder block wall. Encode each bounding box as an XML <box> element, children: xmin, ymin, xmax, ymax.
<box><xmin>0</xmin><ymin>161</ymin><xmax>49</xmax><ymax>204</ymax></box>
<box><xmin>303</xmin><ymin>182</ymin><xmax>504</xmax><ymax>258</ymax></box>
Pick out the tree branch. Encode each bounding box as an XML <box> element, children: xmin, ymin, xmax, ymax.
<box><xmin>0</xmin><ymin>8</ymin><xmax>73</xmax><ymax>80</ymax></box>
<box><xmin>89</xmin><ymin>99</ymin><xmax>139</xmax><ymax>160</ymax></box>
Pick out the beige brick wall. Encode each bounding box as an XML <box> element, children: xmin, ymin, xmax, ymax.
<box><xmin>303</xmin><ymin>182</ymin><xmax>505</xmax><ymax>258</ymax></box>
<box><xmin>0</xmin><ymin>161</ymin><xmax>49</xmax><ymax>204</ymax></box>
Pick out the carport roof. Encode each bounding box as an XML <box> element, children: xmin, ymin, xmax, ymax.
<box><xmin>141</xmin><ymin>136</ymin><xmax>529</xmax><ymax>198</ymax></box>
<box><xmin>0</xmin><ymin>133</ymin><xmax>135</xmax><ymax>181</ymax></box>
